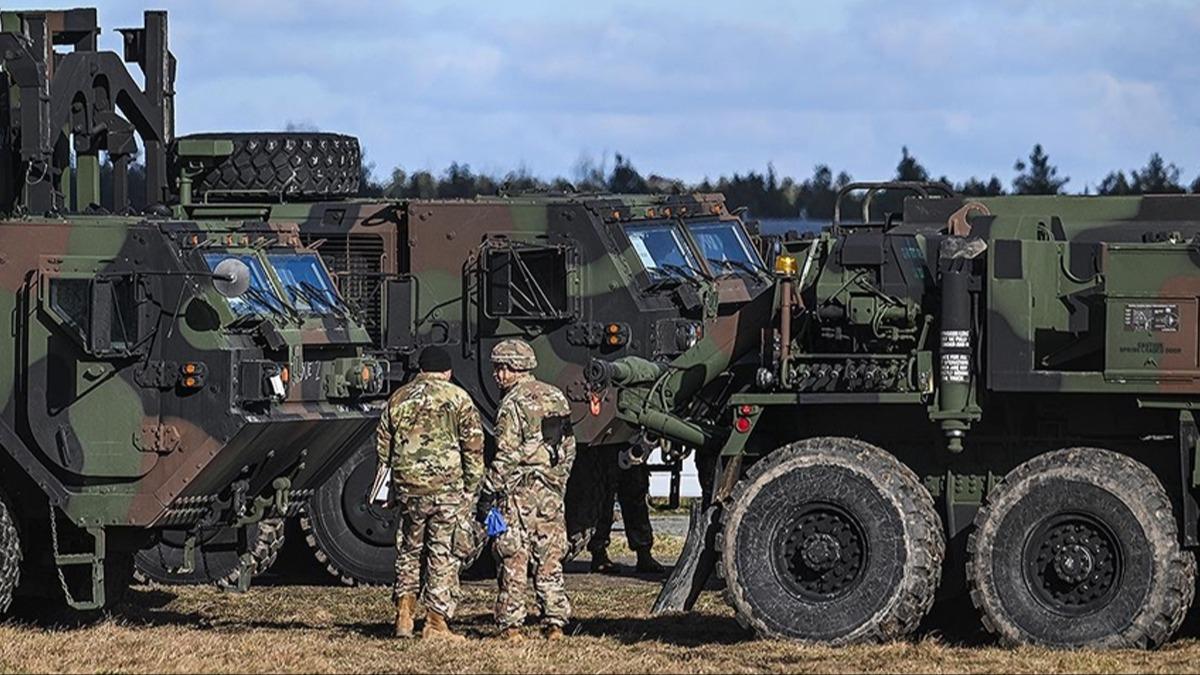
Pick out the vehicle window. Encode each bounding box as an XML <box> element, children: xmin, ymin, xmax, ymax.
<box><xmin>687</xmin><ymin>220</ymin><xmax>764</xmax><ymax>275</ymax></box>
<box><xmin>625</xmin><ymin>222</ymin><xmax>702</xmax><ymax>281</ymax></box>
<box><xmin>267</xmin><ymin>252</ymin><xmax>343</xmax><ymax>315</ymax></box>
<box><xmin>203</xmin><ymin>252</ymin><xmax>286</xmax><ymax>318</ymax></box>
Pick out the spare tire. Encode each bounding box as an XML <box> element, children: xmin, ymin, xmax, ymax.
<box><xmin>176</xmin><ymin>132</ymin><xmax>360</xmax><ymax>200</ymax></box>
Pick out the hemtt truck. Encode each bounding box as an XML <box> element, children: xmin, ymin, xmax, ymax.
<box><xmin>205</xmin><ymin>192</ymin><xmax>771</xmax><ymax>585</ymax></box>
<box><xmin>592</xmin><ymin>182</ymin><xmax>1200</xmax><ymax>649</ymax></box>
<box><xmin>0</xmin><ymin>8</ymin><xmax>385</xmax><ymax>609</ymax></box>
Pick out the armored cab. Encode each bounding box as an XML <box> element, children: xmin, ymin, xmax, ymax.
<box><xmin>0</xmin><ymin>9</ymin><xmax>385</xmax><ymax>610</ymax></box>
<box><xmin>594</xmin><ymin>183</ymin><xmax>1200</xmax><ymax>649</ymax></box>
<box><xmin>265</xmin><ymin>194</ymin><xmax>773</xmax><ymax>584</ymax></box>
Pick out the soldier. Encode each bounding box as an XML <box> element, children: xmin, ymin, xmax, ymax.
<box><xmin>376</xmin><ymin>345</ymin><xmax>484</xmax><ymax>640</ymax></box>
<box><xmin>484</xmin><ymin>339</ymin><xmax>577</xmax><ymax>641</ymax></box>
<box><xmin>586</xmin><ymin>449</ymin><xmax>665</xmax><ymax>575</ymax></box>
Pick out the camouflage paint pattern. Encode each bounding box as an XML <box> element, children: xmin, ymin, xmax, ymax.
<box><xmin>596</xmin><ymin>192</ymin><xmax>1200</xmax><ymax>548</ymax></box>
<box><xmin>0</xmin><ymin>213</ymin><xmax>385</xmax><ymax>535</ymax></box>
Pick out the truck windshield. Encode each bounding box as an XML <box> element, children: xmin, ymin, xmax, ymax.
<box><xmin>687</xmin><ymin>220</ymin><xmax>765</xmax><ymax>276</ymax></box>
<box><xmin>266</xmin><ymin>252</ymin><xmax>343</xmax><ymax>315</ymax></box>
<box><xmin>625</xmin><ymin>222</ymin><xmax>703</xmax><ymax>282</ymax></box>
<box><xmin>203</xmin><ymin>252</ymin><xmax>289</xmax><ymax>318</ymax></box>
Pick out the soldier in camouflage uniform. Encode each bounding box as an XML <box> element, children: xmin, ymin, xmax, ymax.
<box><xmin>484</xmin><ymin>339</ymin><xmax>577</xmax><ymax>641</ymax></box>
<box><xmin>376</xmin><ymin>346</ymin><xmax>484</xmax><ymax>640</ymax></box>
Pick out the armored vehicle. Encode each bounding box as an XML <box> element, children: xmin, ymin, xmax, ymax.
<box><xmin>268</xmin><ymin>193</ymin><xmax>772</xmax><ymax>584</ymax></box>
<box><xmin>593</xmin><ymin>183</ymin><xmax>1200</xmax><ymax>648</ymax></box>
<box><xmin>0</xmin><ymin>8</ymin><xmax>385</xmax><ymax>610</ymax></box>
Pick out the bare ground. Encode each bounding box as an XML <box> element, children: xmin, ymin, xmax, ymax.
<box><xmin>2</xmin><ymin>537</ymin><xmax>1200</xmax><ymax>673</ymax></box>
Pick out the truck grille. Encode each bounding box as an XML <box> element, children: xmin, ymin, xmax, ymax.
<box><xmin>303</xmin><ymin>233</ymin><xmax>385</xmax><ymax>345</ymax></box>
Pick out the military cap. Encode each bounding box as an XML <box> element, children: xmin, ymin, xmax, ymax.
<box><xmin>418</xmin><ymin>345</ymin><xmax>453</xmax><ymax>372</ymax></box>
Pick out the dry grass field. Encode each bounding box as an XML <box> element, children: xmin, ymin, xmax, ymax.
<box><xmin>2</xmin><ymin>534</ymin><xmax>1200</xmax><ymax>674</ymax></box>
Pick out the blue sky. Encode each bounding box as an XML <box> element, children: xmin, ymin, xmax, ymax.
<box><xmin>27</xmin><ymin>1</ymin><xmax>1200</xmax><ymax>190</ymax></box>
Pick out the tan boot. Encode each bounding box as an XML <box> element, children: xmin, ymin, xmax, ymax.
<box><xmin>421</xmin><ymin>610</ymin><xmax>466</xmax><ymax>641</ymax></box>
<box><xmin>543</xmin><ymin>625</ymin><xmax>564</xmax><ymax>641</ymax></box>
<box><xmin>394</xmin><ymin>594</ymin><xmax>416</xmax><ymax>638</ymax></box>
<box><xmin>499</xmin><ymin>627</ymin><xmax>524</xmax><ymax>642</ymax></box>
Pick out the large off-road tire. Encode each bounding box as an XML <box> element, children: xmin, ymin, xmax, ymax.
<box><xmin>719</xmin><ymin>437</ymin><xmax>944</xmax><ymax>644</ymax></box>
<box><xmin>303</xmin><ymin>440</ymin><xmax>398</xmax><ymax>586</ymax></box>
<box><xmin>177</xmin><ymin>132</ymin><xmax>360</xmax><ymax>200</ymax></box>
<box><xmin>0</xmin><ymin>491</ymin><xmax>21</xmax><ymax>613</ymax></box>
<box><xmin>133</xmin><ymin>519</ymin><xmax>285</xmax><ymax>588</ymax></box>
<box><xmin>968</xmin><ymin>447</ymin><xmax>1195</xmax><ymax>649</ymax></box>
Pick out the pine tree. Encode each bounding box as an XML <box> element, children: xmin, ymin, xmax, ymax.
<box><xmin>1012</xmin><ymin>144</ymin><xmax>1069</xmax><ymax>194</ymax></box>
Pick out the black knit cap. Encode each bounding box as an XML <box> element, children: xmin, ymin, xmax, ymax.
<box><xmin>417</xmin><ymin>346</ymin><xmax>452</xmax><ymax>372</ymax></box>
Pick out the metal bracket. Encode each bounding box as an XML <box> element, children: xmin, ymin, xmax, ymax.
<box><xmin>49</xmin><ymin>504</ymin><xmax>107</xmax><ymax>611</ymax></box>
<box><xmin>136</xmin><ymin>423</ymin><xmax>181</xmax><ymax>454</ymax></box>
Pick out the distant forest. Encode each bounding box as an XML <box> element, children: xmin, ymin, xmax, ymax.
<box><xmin>357</xmin><ymin>143</ymin><xmax>1200</xmax><ymax>220</ymax></box>
<box><xmin>97</xmin><ymin>141</ymin><xmax>1199</xmax><ymax>221</ymax></box>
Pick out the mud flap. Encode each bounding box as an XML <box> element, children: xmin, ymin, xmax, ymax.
<box><xmin>651</xmin><ymin>501</ymin><xmax>720</xmax><ymax>615</ymax></box>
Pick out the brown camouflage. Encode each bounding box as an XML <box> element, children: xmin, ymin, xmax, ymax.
<box><xmin>488</xmin><ymin>371</ymin><xmax>576</xmax><ymax>628</ymax></box>
<box><xmin>376</xmin><ymin>373</ymin><xmax>484</xmax><ymax>497</ymax></box>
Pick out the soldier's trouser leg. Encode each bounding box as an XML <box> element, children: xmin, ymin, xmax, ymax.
<box><xmin>532</xmin><ymin>506</ymin><xmax>571</xmax><ymax>627</ymax></box>
<box><xmin>586</xmin><ymin>449</ymin><xmax>620</xmax><ymax>555</ymax></box>
<box><xmin>616</xmin><ymin>463</ymin><xmax>654</xmax><ymax>552</ymax></box>
<box><xmin>394</xmin><ymin>498</ymin><xmax>429</xmax><ymax>602</ymax></box>
<box><xmin>494</xmin><ymin>508</ymin><xmax>530</xmax><ymax>629</ymax></box>
<box><xmin>422</xmin><ymin>498</ymin><xmax>464</xmax><ymax>619</ymax></box>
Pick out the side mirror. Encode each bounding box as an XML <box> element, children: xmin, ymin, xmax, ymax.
<box><xmin>213</xmin><ymin>258</ymin><xmax>252</xmax><ymax>298</ymax></box>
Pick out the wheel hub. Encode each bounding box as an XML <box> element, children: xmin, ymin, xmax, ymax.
<box><xmin>800</xmin><ymin>533</ymin><xmax>842</xmax><ymax>572</ymax></box>
<box><xmin>1026</xmin><ymin>513</ymin><xmax>1122</xmax><ymax>616</ymax></box>
<box><xmin>339</xmin><ymin>454</ymin><xmax>397</xmax><ymax>548</ymax></box>
<box><xmin>1052</xmin><ymin>543</ymin><xmax>1094</xmax><ymax>584</ymax></box>
<box><xmin>776</xmin><ymin>503</ymin><xmax>866</xmax><ymax>600</ymax></box>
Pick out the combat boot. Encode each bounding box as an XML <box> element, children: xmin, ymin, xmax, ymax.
<box><xmin>394</xmin><ymin>594</ymin><xmax>416</xmax><ymax>638</ymax></box>
<box><xmin>421</xmin><ymin>610</ymin><xmax>466</xmax><ymax>641</ymax></box>
<box><xmin>589</xmin><ymin>549</ymin><xmax>622</xmax><ymax>574</ymax></box>
<box><xmin>636</xmin><ymin>549</ymin><xmax>666</xmax><ymax>575</ymax></box>
<box><xmin>500</xmin><ymin>627</ymin><xmax>524</xmax><ymax>642</ymax></box>
<box><xmin>543</xmin><ymin>625</ymin><xmax>565</xmax><ymax>641</ymax></box>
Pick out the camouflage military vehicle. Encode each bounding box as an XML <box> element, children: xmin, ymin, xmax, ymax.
<box><xmin>261</xmin><ymin>193</ymin><xmax>773</xmax><ymax>584</ymax></box>
<box><xmin>592</xmin><ymin>182</ymin><xmax>1200</xmax><ymax>648</ymax></box>
<box><xmin>0</xmin><ymin>8</ymin><xmax>385</xmax><ymax>610</ymax></box>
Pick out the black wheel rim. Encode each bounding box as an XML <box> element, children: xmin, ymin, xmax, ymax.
<box><xmin>772</xmin><ymin>502</ymin><xmax>868</xmax><ymax>601</ymax></box>
<box><xmin>1024</xmin><ymin>512</ymin><xmax>1123</xmax><ymax>616</ymax></box>
<box><xmin>339</xmin><ymin>453</ymin><xmax>397</xmax><ymax>548</ymax></box>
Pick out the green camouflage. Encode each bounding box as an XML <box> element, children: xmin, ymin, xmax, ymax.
<box><xmin>592</xmin><ymin>186</ymin><xmax>1200</xmax><ymax>647</ymax></box>
<box><xmin>376</xmin><ymin>374</ymin><xmax>484</xmax><ymax>497</ymax></box>
<box><xmin>283</xmin><ymin>192</ymin><xmax>771</xmax><ymax>584</ymax></box>
<box><xmin>488</xmin><ymin>369</ymin><xmax>576</xmax><ymax>628</ymax></box>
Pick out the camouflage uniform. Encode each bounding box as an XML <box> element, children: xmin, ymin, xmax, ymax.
<box><xmin>487</xmin><ymin>340</ymin><xmax>577</xmax><ymax>629</ymax></box>
<box><xmin>377</xmin><ymin>372</ymin><xmax>484</xmax><ymax>619</ymax></box>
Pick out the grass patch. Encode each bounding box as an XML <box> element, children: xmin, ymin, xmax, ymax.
<box><xmin>1</xmin><ymin>572</ymin><xmax>1199</xmax><ymax>673</ymax></box>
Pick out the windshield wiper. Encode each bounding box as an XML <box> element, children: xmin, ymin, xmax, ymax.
<box><xmin>245</xmin><ymin>285</ymin><xmax>300</xmax><ymax>322</ymax></box>
<box><xmin>292</xmin><ymin>280</ymin><xmax>349</xmax><ymax>318</ymax></box>
<box><xmin>706</xmin><ymin>257</ymin><xmax>766</xmax><ymax>278</ymax></box>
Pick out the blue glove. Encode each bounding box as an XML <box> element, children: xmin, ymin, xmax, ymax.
<box><xmin>485</xmin><ymin>507</ymin><xmax>508</xmax><ymax>537</ymax></box>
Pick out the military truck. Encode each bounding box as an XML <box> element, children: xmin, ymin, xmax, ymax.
<box><xmin>0</xmin><ymin>8</ymin><xmax>385</xmax><ymax>610</ymax></box>
<box><xmin>265</xmin><ymin>192</ymin><xmax>773</xmax><ymax>584</ymax></box>
<box><xmin>592</xmin><ymin>182</ymin><xmax>1200</xmax><ymax>648</ymax></box>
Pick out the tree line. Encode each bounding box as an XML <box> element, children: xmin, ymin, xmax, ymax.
<box><xmin>94</xmin><ymin>139</ymin><xmax>1199</xmax><ymax>221</ymax></box>
<box><xmin>360</xmin><ymin>144</ymin><xmax>1200</xmax><ymax>221</ymax></box>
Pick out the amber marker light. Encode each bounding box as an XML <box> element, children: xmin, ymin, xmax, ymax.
<box><xmin>774</xmin><ymin>254</ymin><xmax>798</xmax><ymax>275</ymax></box>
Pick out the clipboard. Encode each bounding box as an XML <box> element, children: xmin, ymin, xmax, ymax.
<box><xmin>369</xmin><ymin>464</ymin><xmax>392</xmax><ymax>507</ymax></box>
